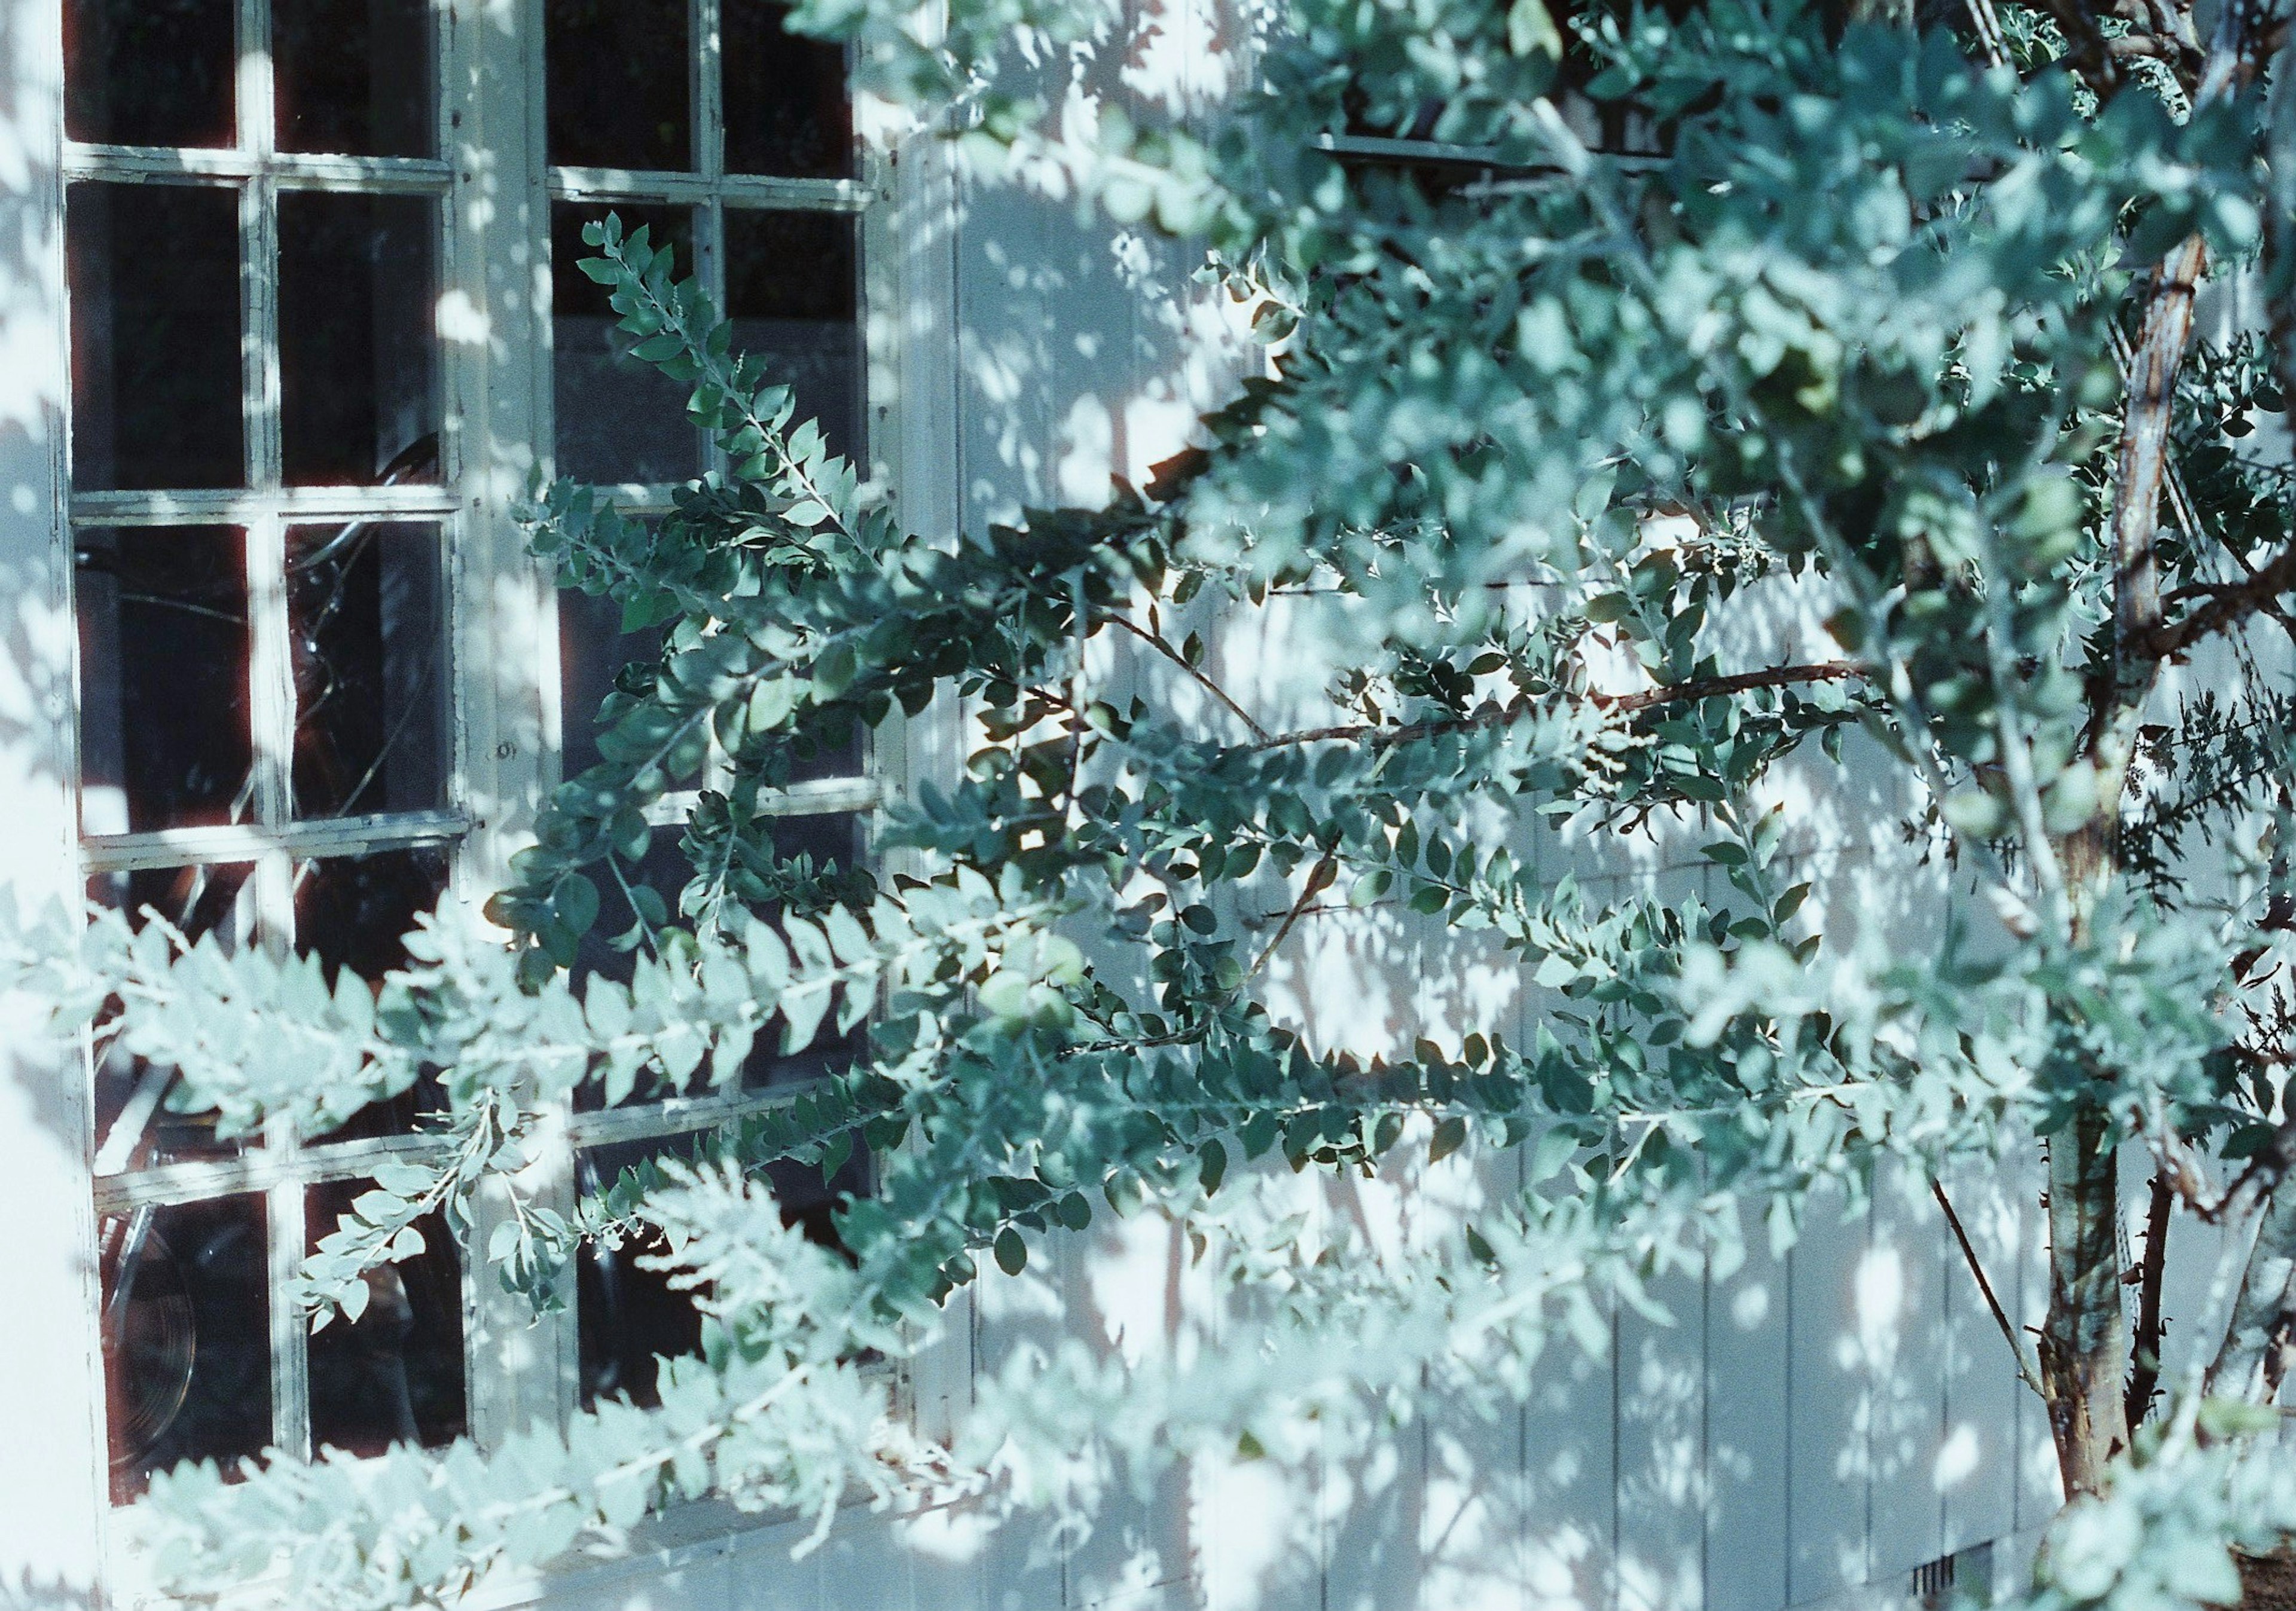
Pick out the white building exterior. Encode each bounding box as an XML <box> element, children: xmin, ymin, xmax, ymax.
<box><xmin>0</xmin><ymin>1</ymin><xmax>2115</xmax><ymax>1607</ymax></box>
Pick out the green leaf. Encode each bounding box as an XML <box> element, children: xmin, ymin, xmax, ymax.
<box><xmin>1429</xmin><ymin>1116</ymin><xmax>1468</xmax><ymax>1164</ymax></box>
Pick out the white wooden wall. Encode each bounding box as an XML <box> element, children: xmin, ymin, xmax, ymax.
<box><xmin>478</xmin><ymin>5</ymin><xmax>2075</xmax><ymax>1608</ymax></box>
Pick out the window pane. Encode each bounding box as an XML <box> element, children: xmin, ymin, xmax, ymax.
<box><xmin>65</xmin><ymin>0</ymin><xmax>234</xmax><ymax>149</ymax></box>
<box><xmin>306</xmin><ymin>1181</ymin><xmax>466</xmax><ymax>1456</ymax></box>
<box><xmin>577</xmin><ymin>1136</ymin><xmax>865</xmax><ymax>1409</ymax></box>
<box><xmin>743</xmin><ymin>812</ymin><xmax>869</xmax><ymax>1088</ymax></box>
<box><xmin>552</xmin><ymin>204</ymin><xmax>700</xmax><ymax>484</ymax></box>
<box><xmin>576</xmin><ymin>1136</ymin><xmax>704</xmax><ymax>1409</ymax></box>
<box><xmin>75</xmin><ymin>526</ymin><xmax>252</xmax><ymax>835</ymax></box>
<box><xmin>723</xmin><ymin>2</ymin><xmax>850</xmax><ymax>179</ymax></box>
<box><xmin>545</xmin><ymin>0</ymin><xmax>689</xmax><ymax>171</ymax></box>
<box><xmin>88</xmin><ymin>864</ymin><xmax>257</xmax><ymax>1172</ymax></box>
<box><xmin>288</xmin><ymin>521</ymin><xmax>449</xmax><ymax>820</ymax></box>
<box><xmin>102</xmin><ymin>1194</ymin><xmax>271</xmax><ymax>1503</ymax></box>
<box><xmin>68</xmin><ymin>183</ymin><xmax>243</xmax><ymax>491</ymax></box>
<box><xmin>724</xmin><ymin>209</ymin><xmax>862</xmax><ymax>464</ymax></box>
<box><xmin>569</xmin><ymin>836</ymin><xmax>692</xmax><ymax>1114</ymax></box>
<box><xmin>278</xmin><ymin>191</ymin><xmax>440</xmax><ymax>486</ymax></box>
<box><xmin>557</xmin><ymin>582</ymin><xmax>664</xmax><ymax>782</ymax></box>
<box><xmin>292</xmin><ymin>846</ymin><xmax>450</xmax><ymax>980</ymax></box>
<box><xmin>274</xmin><ymin>0</ymin><xmax>435</xmax><ymax>158</ymax></box>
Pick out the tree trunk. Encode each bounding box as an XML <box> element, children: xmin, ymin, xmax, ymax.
<box><xmin>2042</xmin><ymin>1108</ymin><xmax>2130</xmax><ymax>1496</ymax></box>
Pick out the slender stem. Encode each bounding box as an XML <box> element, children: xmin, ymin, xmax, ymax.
<box><xmin>1255</xmin><ymin>661</ymin><xmax>1863</xmax><ymax>751</ymax></box>
<box><xmin>2126</xmin><ymin>1167</ymin><xmax>2175</xmax><ymax>1429</ymax></box>
<box><xmin>1934</xmin><ymin>1176</ymin><xmax>2048</xmax><ymax>1399</ymax></box>
<box><xmin>1106</xmin><ymin>612</ymin><xmax>1272</xmax><ymax>742</ymax></box>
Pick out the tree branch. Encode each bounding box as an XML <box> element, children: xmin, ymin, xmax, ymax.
<box><xmin>2127</xmin><ymin>1167</ymin><xmax>2175</xmax><ymax>1430</ymax></box>
<box><xmin>1254</xmin><ymin>661</ymin><xmax>1864</xmax><ymax>751</ymax></box>
<box><xmin>2146</xmin><ymin>543</ymin><xmax>2296</xmax><ymax>659</ymax></box>
<box><xmin>1105</xmin><ymin>612</ymin><xmax>1272</xmax><ymax>742</ymax></box>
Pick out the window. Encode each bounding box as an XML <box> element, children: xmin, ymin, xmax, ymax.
<box><xmin>65</xmin><ymin>0</ymin><xmax>889</xmax><ymax>1502</ymax></box>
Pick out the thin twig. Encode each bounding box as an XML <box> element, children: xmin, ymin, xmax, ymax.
<box><xmin>1106</xmin><ymin>613</ymin><xmax>1272</xmax><ymax>742</ymax></box>
<box><xmin>1254</xmin><ymin>661</ymin><xmax>1863</xmax><ymax>751</ymax></box>
<box><xmin>1934</xmin><ymin>1177</ymin><xmax>2049</xmax><ymax>1399</ymax></box>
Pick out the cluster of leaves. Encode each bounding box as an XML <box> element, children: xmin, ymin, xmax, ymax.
<box><xmin>19</xmin><ymin>0</ymin><xmax>2296</xmax><ymax>1606</ymax></box>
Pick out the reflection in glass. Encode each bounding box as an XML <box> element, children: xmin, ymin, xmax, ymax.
<box><xmin>557</xmin><ymin>583</ymin><xmax>664</xmax><ymax>782</ymax></box>
<box><xmin>68</xmin><ymin>183</ymin><xmax>243</xmax><ymax>491</ymax></box>
<box><xmin>274</xmin><ymin>0</ymin><xmax>435</xmax><ymax>157</ymax></box>
<box><xmin>88</xmin><ymin>864</ymin><xmax>257</xmax><ymax>1173</ymax></box>
<box><xmin>723</xmin><ymin>2</ymin><xmax>851</xmax><ymax>179</ymax></box>
<box><xmin>287</xmin><ymin>522</ymin><xmax>449</xmax><ymax>820</ymax></box>
<box><xmin>545</xmin><ymin>0</ymin><xmax>689</xmax><ymax>170</ymax></box>
<box><xmin>65</xmin><ymin>0</ymin><xmax>234</xmax><ymax>148</ymax></box>
<box><xmin>552</xmin><ymin>204</ymin><xmax>700</xmax><ymax>483</ymax></box>
<box><xmin>279</xmin><ymin>192</ymin><xmax>440</xmax><ymax>486</ymax></box>
<box><xmin>306</xmin><ymin>1182</ymin><xmax>467</xmax><ymax>1456</ymax></box>
<box><xmin>75</xmin><ymin>526</ymin><xmax>251</xmax><ymax>835</ymax></box>
<box><xmin>293</xmin><ymin>846</ymin><xmax>450</xmax><ymax>982</ymax></box>
<box><xmin>102</xmin><ymin>1194</ymin><xmax>271</xmax><ymax>1503</ymax></box>
<box><xmin>725</xmin><ymin>209</ymin><xmax>863</xmax><ymax>463</ymax></box>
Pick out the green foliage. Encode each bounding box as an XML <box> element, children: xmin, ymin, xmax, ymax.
<box><xmin>17</xmin><ymin>0</ymin><xmax>2296</xmax><ymax>1604</ymax></box>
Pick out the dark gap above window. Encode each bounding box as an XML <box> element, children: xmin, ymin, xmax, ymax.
<box><xmin>67</xmin><ymin>182</ymin><xmax>243</xmax><ymax>492</ymax></box>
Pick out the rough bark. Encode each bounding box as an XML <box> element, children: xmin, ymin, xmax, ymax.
<box><xmin>2041</xmin><ymin>1109</ymin><xmax>2131</xmax><ymax>1496</ymax></box>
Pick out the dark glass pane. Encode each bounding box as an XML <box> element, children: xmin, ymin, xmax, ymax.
<box><xmin>552</xmin><ymin>204</ymin><xmax>700</xmax><ymax>483</ymax></box>
<box><xmin>295</xmin><ymin>848</ymin><xmax>448</xmax><ymax>1141</ymax></box>
<box><xmin>724</xmin><ymin>209</ymin><xmax>862</xmax><ymax>463</ymax></box>
<box><xmin>743</xmin><ymin>812</ymin><xmax>868</xmax><ymax>1088</ymax></box>
<box><xmin>65</xmin><ymin>0</ymin><xmax>234</xmax><ymax>148</ymax></box>
<box><xmin>306</xmin><ymin>1182</ymin><xmax>466</xmax><ymax>1456</ymax></box>
<box><xmin>575</xmin><ymin>1136</ymin><xmax>860</xmax><ymax>1408</ymax></box>
<box><xmin>75</xmin><ymin>526</ymin><xmax>252</xmax><ymax>834</ymax></box>
<box><xmin>577</xmin><ymin>1138</ymin><xmax>704</xmax><ymax>1409</ymax></box>
<box><xmin>88</xmin><ymin>863</ymin><xmax>257</xmax><ymax>1172</ymax></box>
<box><xmin>545</xmin><ymin>0</ymin><xmax>689</xmax><ymax>170</ymax></box>
<box><xmin>569</xmin><ymin>836</ymin><xmax>692</xmax><ymax>1114</ymax></box>
<box><xmin>292</xmin><ymin>845</ymin><xmax>450</xmax><ymax>979</ymax></box>
<box><xmin>275</xmin><ymin>0</ymin><xmax>435</xmax><ymax>157</ymax></box>
<box><xmin>279</xmin><ymin>191</ymin><xmax>439</xmax><ymax>486</ymax></box>
<box><xmin>102</xmin><ymin>1194</ymin><xmax>270</xmax><ymax>1503</ymax></box>
<box><xmin>557</xmin><ymin>583</ymin><xmax>664</xmax><ymax>782</ymax></box>
<box><xmin>68</xmin><ymin>183</ymin><xmax>243</xmax><ymax>491</ymax></box>
<box><xmin>723</xmin><ymin>2</ymin><xmax>850</xmax><ymax>179</ymax></box>
<box><xmin>785</xmin><ymin>707</ymin><xmax>863</xmax><ymax>782</ymax></box>
<box><xmin>287</xmin><ymin>521</ymin><xmax>449</xmax><ymax>819</ymax></box>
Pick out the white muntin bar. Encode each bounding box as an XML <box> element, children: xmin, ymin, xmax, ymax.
<box><xmin>69</xmin><ymin>483</ymin><xmax>464</xmax><ymax>525</ymax></box>
<box><xmin>63</xmin><ymin>142</ymin><xmax>454</xmax><ymax>193</ymax></box>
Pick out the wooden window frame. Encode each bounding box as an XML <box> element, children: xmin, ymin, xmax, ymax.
<box><xmin>54</xmin><ymin>0</ymin><xmax>962</xmax><ymax>1557</ymax></box>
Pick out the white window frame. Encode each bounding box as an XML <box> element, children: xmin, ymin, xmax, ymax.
<box><xmin>46</xmin><ymin>0</ymin><xmax>963</xmax><ymax>1567</ymax></box>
